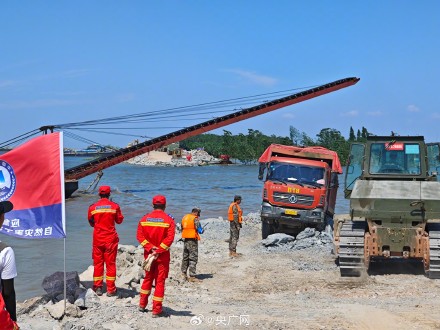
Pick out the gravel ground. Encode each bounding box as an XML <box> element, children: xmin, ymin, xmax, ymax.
<box><xmin>16</xmin><ymin>213</ymin><xmax>440</xmax><ymax>330</ymax></box>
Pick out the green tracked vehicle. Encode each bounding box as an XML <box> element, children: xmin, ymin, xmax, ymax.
<box><xmin>334</xmin><ymin>134</ymin><xmax>440</xmax><ymax>278</ymax></box>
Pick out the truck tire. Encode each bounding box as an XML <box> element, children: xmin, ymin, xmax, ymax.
<box><xmin>317</xmin><ymin>215</ymin><xmax>333</xmax><ymax>232</ymax></box>
<box><xmin>262</xmin><ymin>220</ymin><xmax>274</xmax><ymax>239</ymax></box>
<box><xmin>316</xmin><ymin>222</ymin><xmax>326</xmax><ymax>232</ymax></box>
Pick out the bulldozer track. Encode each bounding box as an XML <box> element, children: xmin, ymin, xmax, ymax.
<box><xmin>428</xmin><ymin>223</ymin><xmax>440</xmax><ymax>279</ymax></box>
<box><xmin>338</xmin><ymin>220</ymin><xmax>366</xmax><ymax>277</ymax></box>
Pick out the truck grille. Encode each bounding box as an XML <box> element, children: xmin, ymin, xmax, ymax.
<box><xmin>272</xmin><ymin>192</ymin><xmax>314</xmax><ymax>206</ymax></box>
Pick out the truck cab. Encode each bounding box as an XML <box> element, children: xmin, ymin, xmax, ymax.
<box><xmin>258</xmin><ymin>144</ymin><xmax>342</xmax><ymax>238</ymax></box>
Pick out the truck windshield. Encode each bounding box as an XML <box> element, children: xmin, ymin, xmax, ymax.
<box><xmin>369</xmin><ymin>142</ymin><xmax>421</xmax><ymax>175</ymax></box>
<box><xmin>268</xmin><ymin>162</ymin><xmax>325</xmax><ymax>185</ymax></box>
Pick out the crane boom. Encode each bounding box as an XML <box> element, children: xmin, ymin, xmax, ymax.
<box><xmin>64</xmin><ymin>77</ymin><xmax>359</xmax><ymax>195</ymax></box>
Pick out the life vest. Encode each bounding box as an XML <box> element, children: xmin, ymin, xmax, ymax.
<box><xmin>228</xmin><ymin>202</ymin><xmax>243</xmax><ymax>223</ymax></box>
<box><xmin>181</xmin><ymin>214</ymin><xmax>200</xmax><ymax>240</ymax></box>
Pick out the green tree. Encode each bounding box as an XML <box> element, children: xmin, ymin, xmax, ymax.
<box><xmin>221</xmin><ymin>130</ymin><xmax>236</xmax><ymax>158</ymax></box>
<box><xmin>235</xmin><ymin>133</ymin><xmax>255</xmax><ymax>164</ymax></box>
<box><xmin>246</xmin><ymin>129</ymin><xmax>264</xmax><ymax>160</ymax></box>
<box><xmin>289</xmin><ymin>126</ymin><xmax>301</xmax><ymax>145</ymax></box>
<box><xmin>361</xmin><ymin>126</ymin><xmax>369</xmax><ymax>141</ymax></box>
<box><xmin>349</xmin><ymin>127</ymin><xmax>356</xmax><ymax>141</ymax></box>
<box><xmin>316</xmin><ymin>128</ymin><xmax>349</xmax><ymax>163</ymax></box>
<box><xmin>316</xmin><ymin>128</ymin><xmax>341</xmax><ymax>148</ymax></box>
<box><xmin>301</xmin><ymin>133</ymin><xmax>315</xmax><ymax>146</ymax></box>
<box><xmin>180</xmin><ymin>125</ymin><xmax>372</xmax><ymax>165</ymax></box>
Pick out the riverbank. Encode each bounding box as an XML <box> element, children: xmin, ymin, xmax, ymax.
<box><xmin>15</xmin><ymin>212</ymin><xmax>440</xmax><ymax>330</ymax></box>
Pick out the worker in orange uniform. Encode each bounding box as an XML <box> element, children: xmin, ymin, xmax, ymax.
<box><xmin>228</xmin><ymin>195</ymin><xmax>243</xmax><ymax>257</ymax></box>
<box><xmin>137</xmin><ymin>195</ymin><xmax>176</xmax><ymax>318</ymax></box>
<box><xmin>181</xmin><ymin>207</ymin><xmax>202</xmax><ymax>282</ymax></box>
<box><xmin>87</xmin><ymin>185</ymin><xmax>124</xmax><ymax>297</ymax></box>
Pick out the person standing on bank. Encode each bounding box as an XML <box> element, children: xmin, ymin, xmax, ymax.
<box><xmin>137</xmin><ymin>195</ymin><xmax>176</xmax><ymax>318</ymax></box>
<box><xmin>181</xmin><ymin>207</ymin><xmax>202</xmax><ymax>282</ymax></box>
<box><xmin>0</xmin><ymin>201</ymin><xmax>19</xmax><ymax>329</ymax></box>
<box><xmin>87</xmin><ymin>185</ymin><xmax>124</xmax><ymax>297</ymax></box>
<box><xmin>228</xmin><ymin>195</ymin><xmax>243</xmax><ymax>257</ymax></box>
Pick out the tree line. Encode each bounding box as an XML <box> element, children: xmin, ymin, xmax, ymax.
<box><xmin>180</xmin><ymin>126</ymin><xmax>369</xmax><ymax>164</ymax></box>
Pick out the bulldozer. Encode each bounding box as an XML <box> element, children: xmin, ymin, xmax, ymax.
<box><xmin>334</xmin><ymin>134</ymin><xmax>440</xmax><ymax>278</ymax></box>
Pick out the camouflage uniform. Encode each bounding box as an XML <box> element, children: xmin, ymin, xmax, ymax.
<box><xmin>181</xmin><ymin>239</ymin><xmax>199</xmax><ymax>276</ymax></box>
<box><xmin>181</xmin><ymin>215</ymin><xmax>200</xmax><ymax>276</ymax></box>
<box><xmin>229</xmin><ymin>204</ymin><xmax>241</xmax><ymax>252</ymax></box>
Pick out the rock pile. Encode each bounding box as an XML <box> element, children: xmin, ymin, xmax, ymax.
<box><xmin>126</xmin><ymin>149</ymin><xmax>220</xmax><ymax>167</ymax></box>
<box><xmin>171</xmin><ymin>149</ymin><xmax>220</xmax><ymax>167</ymax></box>
<box><xmin>42</xmin><ymin>271</ymin><xmax>81</xmax><ymax>304</ymax></box>
<box><xmin>260</xmin><ymin>227</ymin><xmax>333</xmax><ymax>252</ymax></box>
<box><xmin>18</xmin><ymin>245</ymin><xmax>146</xmax><ymax>323</ymax></box>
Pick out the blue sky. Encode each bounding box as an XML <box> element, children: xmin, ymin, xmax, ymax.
<box><xmin>1</xmin><ymin>1</ymin><xmax>439</xmax><ymax>149</ymax></box>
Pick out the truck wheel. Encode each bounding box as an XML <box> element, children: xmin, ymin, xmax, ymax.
<box><xmin>317</xmin><ymin>216</ymin><xmax>333</xmax><ymax>232</ymax></box>
<box><xmin>326</xmin><ymin>216</ymin><xmax>334</xmax><ymax>231</ymax></box>
<box><xmin>262</xmin><ymin>220</ymin><xmax>274</xmax><ymax>239</ymax></box>
<box><xmin>316</xmin><ymin>223</ymin><xmax>325</xmax><ymax>232</ymax></box>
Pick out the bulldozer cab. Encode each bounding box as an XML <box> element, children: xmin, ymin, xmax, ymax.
<box><xmin>345</xmin><ymin>136</ymin><xmax>440</xmax><ymax>198</ymax></box>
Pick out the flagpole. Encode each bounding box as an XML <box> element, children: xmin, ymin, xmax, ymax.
<box><xmin>64</xmin><ymin>237</ymin><xmax>67</xmax><ymax>315</ymax></box>
<box><xmin>61</xmin><ymin>131</ymin><xmax>67</xmax><ymax>315</ymax></box>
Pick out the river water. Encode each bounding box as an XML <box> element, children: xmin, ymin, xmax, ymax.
<box><xmin>3</xmin><ymin>157</ymin><xmax>349</xmax><ymax>301</ymax></box>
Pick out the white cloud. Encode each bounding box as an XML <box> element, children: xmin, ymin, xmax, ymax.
<box><xmin>225</xmin><ymin>69</ymin><xmax>277</xmax><ymax>86</ymax></box>
<box><xmin>367</xmin><ymin>111</ymin><xmax>382</xmax><ymax>116</ymax></box>
<box><xmin>0</xmin><ymin>69</ymin><xmax>91</xmax><ymax>89</ymax></box>
<box><xmin>407</xmin><ymin>104</ymin><xmax>420</xmax><ymax>112</ymax></box>
<box><xmin>340</xmin><ymin>110</ymin><xmax>358</xmax><ymax>117</ymax></box>
<box><xmin>282</xmin><ymin>113</ymin><xmax>295</xmax><ymax>119</ymax></box>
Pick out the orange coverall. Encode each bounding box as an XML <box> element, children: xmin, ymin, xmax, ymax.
<box><xmin>136</xmin><ymin>209</ymin><xmax>175</xmax><ymax>315</ymax></box>
<box><xmin>87</xmin><ymin>198</ymin><xmax>124</xmax><ymax>293</ymax></box>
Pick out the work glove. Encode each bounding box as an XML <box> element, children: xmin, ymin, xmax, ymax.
<box><xmin>197</xmin><ymin>225</ymin><xmax>204</xmax><ymax>234</ymax></box>
<box><xmin>142</xmin><ymin>253</ymin><xmax>158</xmax><ymax>271</ymax></box>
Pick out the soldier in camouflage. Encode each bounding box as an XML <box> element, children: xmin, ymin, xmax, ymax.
<box><xmin>228</xmin><ymin>195</ymin><xmax>243</xmax><ymax>257</ymax></box>
<box><xmin>181</xmin><ymin>208</ymin><xmax>202</xmax><ymax>282</ymax></box>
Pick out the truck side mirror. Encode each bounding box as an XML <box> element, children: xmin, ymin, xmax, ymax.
<box><xmin>258</xmin><ymin>163</ymin><xmax>265</xmax><ymax>180</ymax></box>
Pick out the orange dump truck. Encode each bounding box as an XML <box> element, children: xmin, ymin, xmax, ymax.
<box><xmin>258</xmin><ymin>144</ymin><xmax>342</xmax><ymax>239</ymax></box>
